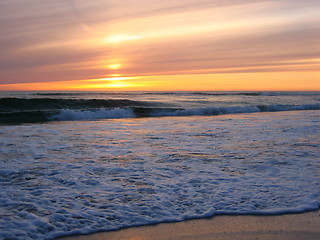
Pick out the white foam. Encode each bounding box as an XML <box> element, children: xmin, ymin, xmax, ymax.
<box><xmin>150</xmin><ymin>106</ymin><xmax>259</xmax><ymax>117</ymax></box>
<box><xmin>0</xmin><ymin>110</ymin><xmax>319</xmax><ymax>240</ymax></box>
<box><xmin>50</xmin><ymin>108</ymin><xmax>135</xmax><ymax>121</ymax></box>
<box><xmin>260</xmin><ymin>103</ymin><xmax>320</xmax><ymax>112</ymax></box>
<box><xmin>150</xmin><ymin>104</ymin><xmax>320</xmax><ymax>118</ymax></box>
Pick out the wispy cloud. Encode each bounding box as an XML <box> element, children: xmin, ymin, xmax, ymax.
<box><xmin>0</xmin><ymin>0</ymin><xmax>319</xmax><ymax>88</ymax></box>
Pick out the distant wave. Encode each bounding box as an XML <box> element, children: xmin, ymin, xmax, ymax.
<box><xmin>3</xmin><ymin>91</ymin><xmax>319</xmax><ymax>101</ymax></box>
<box><xmin>189</xmin><ymin>92</ymin><xmax>261</xmax><ymax>96</ymax></box>
<box><xmin>34</xmin><ymin>92</ymin><xmax>84</xmax><ymax>96</ymax></box>
<box><xmin>140</xmin><ymin>91</ymin><xmax>320</xmax><ymax>96</ymax></box>
<box><xmin>33</xmin><ymin>92</ymin><xmax>142</xmax><ymax>97</ymax></box>
<box><xmin>0</xmin><ymin>98</ymin><xmax>159</xmax><ymax>124</ymax></box>
<box><xmin>32</xmin><ymin>91</ymin><xmax>319</xmax><ymax>97</ymax></box>
<box><xmin>0</xmin><ymin>98</ymin><xmax>156</xmax><ymax>112</ymax></box>
<box><xmin>139</xmin><ymin>91</ymin><xmax>261</xmax><ymax>96</ymax></box>
<box><xmin>1</xmin><ymin>97</ymin><xmax>319</xmax><ymax>124</ymax></box>
<box><xmin>143</xmin><ymin>91</ymin><xmax>319</xmax><ymax>96</ymax></box>
<box><xmin>147</xmin><ymin>103</ymin><xmax>320</xmax><ymax>117</ymax></box>
<box><xmin>34</xmin><ymin>91</ymin><xmax>249</xmax><ymax>97</ymax></box>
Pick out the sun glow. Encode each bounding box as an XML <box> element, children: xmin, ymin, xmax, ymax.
<box><xmin>73</xmin><ymin>76</ymin><xmax>143</xmax><ymax>89</ymax></box>
<box><xmin>105</xmin><ymin>34</ymin><xmax>144</xmax><ymax>44</ymax></box>
<box><xmin>0</xmin><ymin>71</ymin><xmax>319</xmax><ymax>91</ymax></box>
<box><xmin>107</xmin><ymin>64</ymin><xmax>122</xmax><ymax>70</ymax></box>
<box><xmin>91</xmin><ymin>76</ymin><xmax>139</xmax><ymax>82</ymax></box>
<box><xmin>1</xmin><ymin>1</ymin><xmax>319</xmax><ymax>91</ymax></box>
<box><xmin>77</xmin><ymin>82</ymin><xmax>133</xmax><ymax>89</ymax></box>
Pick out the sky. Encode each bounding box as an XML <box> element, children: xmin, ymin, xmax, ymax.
<box><xmin>0</xmin><ymin>0</ymin><xmax>319</xmax><ymax>91</ymax></box>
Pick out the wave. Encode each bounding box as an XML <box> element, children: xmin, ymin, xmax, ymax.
<box><xmin>51</xmin><ymin>108</ymin><xmax>136</xmax><ymax>121</ymax></box>
<box><xmin>140</xmin><ymin>91</ymin><xmax>319</xmax><ymax>96</ymax></box>
<box><xmin>189</xmin><ymin>92</ymin><xmax>261</xmax><ymax>96</ymax></box>
<box><xmin>141</xmin><ymin>91</ymin><xmax>319</xmax><ymax>97</ymax></box>
<box><xmin>1</xmin><ymin>100</ymin><xmax>319</xmax><ymax>124</ymax></box>
<box><xmin>135</xmin><ymin>91</ymin><xmax>261</xmax><ymax>96</ymax></box>
<box><xmin>32</xmin><ymin>92</ymin><xmax>143</xmax><ymax>97</ymax></box>
<box><xmin>260</xmin><ymin>91</ymin><xmax>320</xmax><ymax>96</ymax></box>
<box><xmin>34</xmin><ymin>92</ymin><xmax>85</xmax><ymax>96</ymax></box>
<box><xmin>0</xmin><ymin>98</ymin><xmax>160</xmax><ymax>124</ymax></box>
<box><xmin>147</xmin><ymin>103</ymin><xmax>320</xmax><ymax>117</ymax></box>
<box><xmin>0</xmin><ymin>98</ymin><xmax>156</xmax><ymax>112</ymax></box>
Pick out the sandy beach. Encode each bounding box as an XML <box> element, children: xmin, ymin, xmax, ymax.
<box><xmin>58</xmin><ymin>210</ymin><xmax>320</xmax><ymax>240</ymax></box>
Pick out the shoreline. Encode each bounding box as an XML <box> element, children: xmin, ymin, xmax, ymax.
<box><xmin>57</xmin><ymin>210</ymin><xmax>320</xmax><ymax>240</ymax></box>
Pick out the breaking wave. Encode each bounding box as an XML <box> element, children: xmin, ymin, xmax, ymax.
<box><xmin>1</xmin><ymin>97</ymin><xmax>319</xmax><ymax>124</ymax></box>
<box><xmin>0</xmin><ymin>98</ymin><xmax>155</xmax><ymax>112</ymax></box>
<box><xmin>51</xmin><ymin>108</ymin><xmax>136</xmax><ymax>121</ymax></box>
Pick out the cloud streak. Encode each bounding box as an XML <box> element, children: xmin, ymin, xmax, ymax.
<box><xmin>0</xmin><ymin>0</ymin><xmax>319</xmax><ymax>88</ymax></box>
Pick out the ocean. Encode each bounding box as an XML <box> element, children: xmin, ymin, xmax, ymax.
<box><xmin>0</xmin><ymin>91</ymin><xmax>319</xmax><ymax>240</ymax></box>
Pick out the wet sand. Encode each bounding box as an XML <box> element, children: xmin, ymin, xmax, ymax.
<box><xmin>58</xmin><ymin>210</ymin><xmax>320</xmax><ymax>240</ymax></box>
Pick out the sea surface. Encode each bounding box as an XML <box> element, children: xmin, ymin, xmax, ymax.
<box><xmin>0</xmin><ymin>91</ymin><xmax>319</xmax><ymax>240</ymax></box>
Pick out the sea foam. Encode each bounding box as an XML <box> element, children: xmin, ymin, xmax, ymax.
<box><xmin>49</xmin><ymin>103</ymin><xmax>320</xmax><ymax>122</ymax></box>
<box><xmin>50</xmin><ymin>108</ymin><xmax>135</xmax><ymax>121</ymax></box>
<box><xmin>0</xmin><ymin>110</ymin><xmax>319</xmax><ymax>240</ymax></box>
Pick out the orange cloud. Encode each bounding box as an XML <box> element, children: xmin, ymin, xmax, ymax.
<box><xmin>0</xmin><ymin>0</ymin><xmax>319</xmax><ymax>90</ymax></box>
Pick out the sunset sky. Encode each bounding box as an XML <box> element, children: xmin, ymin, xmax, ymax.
<box><xmin>0</xmin><ymin>0</ymin><xmax>319</xmax><ymax>91</ymax></box>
